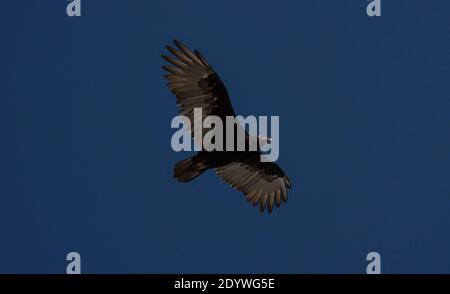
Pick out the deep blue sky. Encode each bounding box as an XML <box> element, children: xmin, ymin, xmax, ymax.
<box><xmin>1</xmin><ymin>0</ymin><xmax>450</xmax><ymax>273</ymax></box>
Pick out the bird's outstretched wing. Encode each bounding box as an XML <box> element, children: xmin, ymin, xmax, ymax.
<box><xmin>162</xmin><ymin>40</ymin><xmax>236</xmax><ymax>142</ymax></box>
<box><xmin>215</xmin><ymin>158</ymin><xmax>291</xmax><ymax>213</ymax></box>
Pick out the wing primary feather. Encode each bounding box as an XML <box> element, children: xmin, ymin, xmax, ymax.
<box><xmin>162</xmin><ymin>66</ymin><xmax>184</xmax><ymax>75</ymax></box>
<box><xmin>195</xmin><ymin>50</ymin><xmax>211</xmax><ymax>68</ymax></box>
<box><xmin>281</xmin><ymin>183</ymin><xmax>288</xmax><ymax>203</ymax></box>
<box><xmin>166</xmin><ymin>45</ymin><xmax>193</xmax><ymax>65</ymax></box>
<box><xmin>259</xmin><ymin>192</ymin><xmax>269</xmax><ymax>213</ymax></box>
<box><xmin>267</xmin><ymin>191</ymin><xmax>275</xmax><ymax>213</ymax></box>
<box><xmin>275</xmin><ymin>189</ymin><xmax>282</xmax><ymax>207</ymax></box>
<box><xmin>252</xmin><ymin>189</ymin><xmax>263</xmax><ymax>206</ymax></box>
<box><xmin>161</xmin><ymin>54</ymin><xmax>187</xmax><ymax>68</ymax></box>
<box><xmin>174</xmin><ymin>40</ymin><xmax>207</xmax><ymax>68</ymax></box>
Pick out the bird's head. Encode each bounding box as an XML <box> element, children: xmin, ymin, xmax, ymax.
<box><xmin>257</xmin><ymin>135</ymin><xmax>272</xmax><ymax>146</ymax></box>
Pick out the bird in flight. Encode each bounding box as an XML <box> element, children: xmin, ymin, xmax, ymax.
<box><xmin>162</xmin><ymin>40</ymin><xmax>291</xmax><ymax>213</ymax></box>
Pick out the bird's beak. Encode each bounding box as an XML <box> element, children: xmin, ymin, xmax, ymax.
<box><xmin>256</xmin><ymin>135</ymin><xmax>272</xmax><ymax>146</ymax></box>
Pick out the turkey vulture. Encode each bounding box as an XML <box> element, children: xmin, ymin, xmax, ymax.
<box><xmin>162</xmin><ymin>40</ymin><xmax>291</xmax><ymax>213</ymax></box>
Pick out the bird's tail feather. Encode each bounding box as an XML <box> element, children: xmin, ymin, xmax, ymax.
<box><xmin>174</xmin><ymin>154</ymin><xmax>210</xmax><ymax>182</ymax></box>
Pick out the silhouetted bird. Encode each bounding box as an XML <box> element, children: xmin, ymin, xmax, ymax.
<box><xmin>162</xmin><ymin>40</ymin><xmax>291</xmax><ymax>213</ymax></box>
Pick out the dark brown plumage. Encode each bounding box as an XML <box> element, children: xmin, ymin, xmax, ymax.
<box><xmin>162</xmin><ymin>40</ymin><xmax>291</xmax><ymax>213</ymax></box>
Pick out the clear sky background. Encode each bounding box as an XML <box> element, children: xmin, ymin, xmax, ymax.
<box><xmin>1</xmin><ymin>0</ymin><xmax>450</xmax><ymax>273</ymax></box>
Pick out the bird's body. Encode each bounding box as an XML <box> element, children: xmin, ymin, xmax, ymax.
<box><xmin>162</xmin><ymin>40</ymin><xmax>291</xmax><ymax>213</ymax></box>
